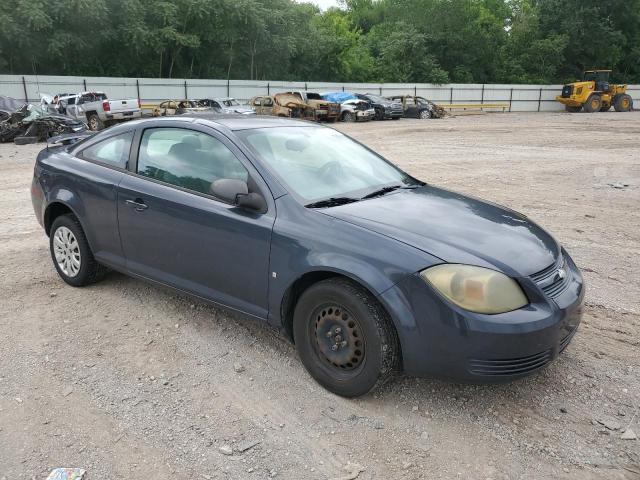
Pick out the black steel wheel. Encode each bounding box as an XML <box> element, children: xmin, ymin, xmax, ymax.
<box><xmin>293</xmin><ymin>278</ymin><xmax>400</xmax><ymax>397</ymax></box>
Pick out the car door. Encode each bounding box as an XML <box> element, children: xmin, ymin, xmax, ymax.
<box><xmin>66</xmin><ymin>130</ymin><xmax>134</xmax><ymax>269</ymax></box>
<box><xmin>405</xmin><ymin>97</ymin><xmax>419</xmax><ymax>118</ymax></box>
<box><xmin>65</xmin><ymin>95</ymin><xmax>80</xmax><ymax>119</ymax></box>
<box><xmin>117</xmin><ymin>124</ymin><xmax>275</xmax><ymax>318</ymax></box>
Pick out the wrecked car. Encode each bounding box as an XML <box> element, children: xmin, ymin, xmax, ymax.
<box><xmin>321</xmin><ymin>92</ymin><xmax>376</xmax><ymax>122</ymax></box>
<box><xmin>42</xmin><ymin>91</ymin><xmax>142</xmax><ymax>131</ymax></box>
<box><xmin>0</xmin><ymin>96</ymin><xmax>86</xmax><ymax>145</ymax></box>
<box><xmin>248</xmin><ymin>95</ymin><xmax>293</xmax><ymax>117</ymax></box>
<box><xmin>153</xmin><ymin>100</ymin><xmax>209</xmax><ymax>117</ymax></box>
<box><xmin>199</xmin><ymin>98</ymin><xmax>256</xmax><ymax>115</ymax></box>
<box><xmin>283</xmin><ymin>91</ymin><xmax>340</xmax><ymax>122</ymax></box>
<box><xmin>355</xmin><ymin>93</ymin><xmax>404</xmax><ymax>120</ymax></box>
<box><xmin>388</xmin><ymin>95</ymin><xmax>446</xmax><ymax>119</ymax></box>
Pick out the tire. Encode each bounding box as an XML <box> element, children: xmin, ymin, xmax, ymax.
<box><xmin>293</xmin><ymin>277</ymin><xmax>400</xmax><ymax>397</ymax></box>
<box><xmin>49</xmin><ymin>214</ymin><xmax>106</xmax><ymax>287</ymax></box>
<box><xmin>565</xmin><ymin>105</ymin><xmax>582</xmax><ymax>113</ymax></box>
<box><xmin>583</xmin><ymin>94</ymin><xmax>601</xmax><ymax>113</ymax></box>
<box><xmin>599</xmin><ymin>103</ymin><xmax>611</xmax><ymax>112</ymax></box>
<box><xmin>391</xmin><ymin>116</ymin><xmax>401</xmax><ymax>120</ymax></box>
<box><xmin>342</xmin><ymin>111</ymin><xmax>355</xmax><ymax>123</ymax></box>
<box><xmin>614</xmin><ymin>94</ymin><xmax>633</xmax><ymax>112</ymax></box>
<box><xmin>87</xmin><ymin>113</ymin><xmax>103</xmax><ymax>131</ymax></box>
<box><xmin>14</xmin><ymin>136</ymin><xmax>38</xmax><ymax>145</ymax></box>
<box><xmin>374</xmin><ymin>108</ymin><xmax>384</xmax><ymax>121</ymax></box>
<box><xmin>419</xmin><ymin>109</ymin><xmax>432</xmax><ymax>119</ymax></box>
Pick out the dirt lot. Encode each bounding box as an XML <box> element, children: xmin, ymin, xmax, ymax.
<box><xmin>1</xmin><ymin>111</ymin><xmax>639</xmax><ymax>479</ymax></box>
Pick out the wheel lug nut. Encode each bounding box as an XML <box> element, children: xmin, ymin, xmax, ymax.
<box><xmin>331</xmin><ymin>344</ymin><xmax>338</xmax><ymax>351</ymax></box>
<box><xmin>326</xmin><ymin>331</ymin><xmax>333</xmax><ymax>338</ymax></box>
<box><xmin>335</xmin><ymin>327</ymin><xmax>342</xmax><ymax>334</ymax></box>
<box><xmin>340</xmin><ymin>341</ymin><xmax>347</xmax><ymax>347</ymax></box>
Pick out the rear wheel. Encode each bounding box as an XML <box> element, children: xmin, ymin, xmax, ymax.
<box><xmin>87</xmin><ymin>113</ymin><xmax>103</xmax><ymax>131</ymax></box>
<box><xmin>49</xmin><ymin>214</ymin><xmax>106</xmax><ymax>287</ymax></box>
<box><xmin>565</xmin><ymin>105</ymin><xmax>582</xmax><ymax>113</ymax></box>
<box><xmin>293</xmin><ymin>278</ymin><xmax>400</xmax><ymax>397</ymax></box>
<box><xmin>614</xmin><ymin>94</ymin><xmax>633</xmax><ymax>112</ymax></box>
<box><xmin>583</xmin><ymin>94</ymin><xmax>601</xmax><ymax>113</ymax></box>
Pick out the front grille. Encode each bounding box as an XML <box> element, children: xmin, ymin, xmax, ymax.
<box><xmin>469</xmin><ymin>349</ymin><xmax>552</xmax><ymax>376</ymax></box>
<box><xmin>530</xmin><ymin>256</ymin><xmax>571</xmax><ymax>299</ymax></box>
<box><xmin>561</xmin><ymin>85</ymin><xmax>573</xmax><ymax>98</ymax></box>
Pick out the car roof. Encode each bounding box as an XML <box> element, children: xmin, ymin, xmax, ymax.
<box><xmin>107</xmin><ymin>113</ymin><xmax>316</xmax><ymax>133</ymax></box>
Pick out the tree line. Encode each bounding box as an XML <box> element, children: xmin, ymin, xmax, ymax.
<box><xmin>1</xmin><ymin>0</ymin><xmax>639</xmax><ymax>84</ymax></box>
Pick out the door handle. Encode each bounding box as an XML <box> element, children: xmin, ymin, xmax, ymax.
<box><xmin>125</xmin><ymin>199</ymin><xmax>148</xmax><ymax>211</ymax></box>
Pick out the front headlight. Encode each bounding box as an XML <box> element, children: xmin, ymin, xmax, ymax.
<box><xmin>420</xmin><ymin>264</ymin><xmax>528</xmax><ymax>314</ymax></box>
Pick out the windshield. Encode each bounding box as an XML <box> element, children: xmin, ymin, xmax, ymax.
<box><xmin>238</xmin><ymin>126</ymin><xmax>419</xmax><ymax>203</ymax></box>
<box><xmin>223</xmin><ymin>99</ymin><xmax>240</xmax><ymax>106</ymax></box>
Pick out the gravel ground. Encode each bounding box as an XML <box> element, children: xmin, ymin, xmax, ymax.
<box><xmin>0</xmin><ymin>111</ymin><xmax>639</xmax><ymax>479</ymax></box>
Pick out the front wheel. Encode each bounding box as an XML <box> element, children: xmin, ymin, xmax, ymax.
<box><xmin>293</xmin><ymin>278</ymin><xmax>400</xmax><ymax>397</ymax></box>
<box><xmin>419</xmin><ymin>109</ymin><xmax>432</xmax><ymax>119</ymax></box>
<box><xmin>583</xmin><ymin>94</ymin><xmax>601</xmax><ymax>113</ymax></box>
<box><xmin>50</xmin><ymin>214</ymin><xmax>106</xmax><ymax>287</ymax></box>
<box><xmin>342</xmin><ymin>111</ymin><xmax>355</xmax><ymax>122</ymax></box>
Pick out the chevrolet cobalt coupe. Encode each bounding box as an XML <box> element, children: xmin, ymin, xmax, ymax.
<box><xmin>31</xmin><ymin>116</ymin><xmax>584</xmax><ymax>397</ymax></box>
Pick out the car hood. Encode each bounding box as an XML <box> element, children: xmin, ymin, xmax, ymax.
<box><xmin>221</xmin><ymin>107</ymin><xmax>256</xmax><ymax>115</ymax></box>
<box><xmin>323</xmin><ymin>185</ymin><xmax>559</xmax><ymax>276</ymax></box>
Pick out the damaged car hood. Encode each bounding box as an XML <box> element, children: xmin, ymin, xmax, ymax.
<box><xmin>321</xmin><ymin>185</ymin><xmax>559</xmax><ymax>276</ymax></box>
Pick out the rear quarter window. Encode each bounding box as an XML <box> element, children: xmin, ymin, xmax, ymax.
<box><xmin>78</xmin><ymin>131</ymin><xmax>133</xmax><ymax>169</ymax></box>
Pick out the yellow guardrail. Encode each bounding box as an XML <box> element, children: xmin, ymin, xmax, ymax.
<box><xmin>438</xmin><ymin>103</ymin><xmax>509</xmax><ymax>112</ymax></box>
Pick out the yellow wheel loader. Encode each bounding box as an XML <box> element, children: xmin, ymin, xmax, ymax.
<box><xmin>556</xmin><ymin>70</ymin><xmax>633</xmax><ymax>113</ymax></box>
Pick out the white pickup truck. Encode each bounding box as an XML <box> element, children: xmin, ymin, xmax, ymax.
<box><xmin>59</xmin><ymin>91</ymin><xmax>141</xmax><ymax>131</ymax></box>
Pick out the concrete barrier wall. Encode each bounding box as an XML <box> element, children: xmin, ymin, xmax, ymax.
<box><xmin>1</xmin><ymin>74</ymin><xmax>638</xmax><ymax>112</ymax></box>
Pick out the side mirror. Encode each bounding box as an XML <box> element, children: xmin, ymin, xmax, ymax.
<box><xmin>210</xmin><ymin>178</ymin><xmax>266</xmax><ymax>212</ymax></box>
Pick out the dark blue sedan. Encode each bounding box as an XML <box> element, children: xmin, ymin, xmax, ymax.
<box><xmin>31</xmin><ymin>115</ymin><xmax>584</xmax><ymax>397</ymax></box>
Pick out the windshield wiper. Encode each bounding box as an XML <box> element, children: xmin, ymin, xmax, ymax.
<box><xmin>361</xmin><ymin>184</ymin><xmax>422</xmax><ymax>200</ymax></box>
<box><xmin>305</xmin><ymin>197</ymin><xmax>360</xmax><ymax>208</ymax></box>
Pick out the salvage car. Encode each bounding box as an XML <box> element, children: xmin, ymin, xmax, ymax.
<box><xmin>51</xmin><ymin>91</ymin><xmax>142</xmax><ymax>131</ymax></box>
<box><xmin>198</xmin><ymin>98</ymin><xmax>255</xmax><ymax>115</ymax></box>
<box><xmin>249</xmin><ymin>94</ymin><xmax>315</xmax><ymax>119</ymax></box>
<box><xmin>0</xmin><ymin>96</ymin><xmax>86</xmax><ymax>144</ymax></box>
<box><xmin>153</xmin><ymin>100</ymin><xmax>209</xmax><ymax>117</ymax></box>
<box><xmin>283</xmin><ymin>91</ymin><xmax>340</xmax><ymax>122</ymax></box>
<box><xmin>355</xmin><ymin>93</ymin><xmax>404</xmax><ymax>120</ymax></box>
<box><xmin>31</xmin><ymin>115</ymin><xmax>583</xmax><ymax>398</ymax></box>
<box><xmin>389</xmin><ymin>95</ymin><xmax>445</xmax><ymax>119</ymax></box>
<box><xmin>321</xmin><ymin>92</ymin><xmax>375</xmax><ymax>122</ymax></box>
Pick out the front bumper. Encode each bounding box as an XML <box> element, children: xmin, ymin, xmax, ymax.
<box><xmin>380</xmin><ymin>253</ymin><xmax>584</xmax><ymax>382</ymax></box>
<box><xmin>355</xmin><ymin>109</ymin><xmax>375</xmax><ymax>121</ymax></box>
<box><xmin>555</xmin><ymin>96</ymin><xmax>582</xmax><ymax>107</ymax></box>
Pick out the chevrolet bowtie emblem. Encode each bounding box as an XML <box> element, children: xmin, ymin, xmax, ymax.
<box><xmin>556</xmin><ymin>268</ymin><xmax>566</xmax><ymax>280</ymax></box>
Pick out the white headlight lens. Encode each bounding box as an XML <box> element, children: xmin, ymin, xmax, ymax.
<box><xmin>420</xmin><ymin>264</ymin><xmax>528</xmax><ymax>314</ymax></box>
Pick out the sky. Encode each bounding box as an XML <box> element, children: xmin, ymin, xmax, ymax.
<box><xmin>295</xmin><ymin>0</ymin><xmax>342</xmax><ymax>10</ymax></box>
